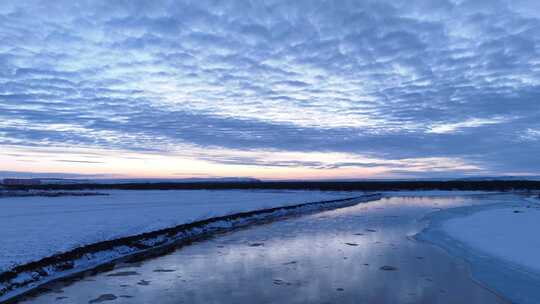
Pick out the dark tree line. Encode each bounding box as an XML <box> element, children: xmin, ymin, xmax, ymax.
<box><xmin>5</xmin><ymin>180</ymin><xmax>540</xmax><ymax>192</ymax></box>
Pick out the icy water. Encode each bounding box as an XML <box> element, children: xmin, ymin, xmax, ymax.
<box><xmin>20</xmin><ymin>196</ymin><xmax>508</xmax><ymax>304</ymax></box>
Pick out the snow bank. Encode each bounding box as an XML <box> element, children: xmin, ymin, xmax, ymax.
<box><xmin>0</xmin><ymin>190</ymin><xmax>361</xmax><ymax>272</ymax></box>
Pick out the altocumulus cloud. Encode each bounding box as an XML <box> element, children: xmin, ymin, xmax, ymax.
<box><xmin>0</xmin><ymin>0</ymin><xmax>539</xmax><ymax>177</ymax></box>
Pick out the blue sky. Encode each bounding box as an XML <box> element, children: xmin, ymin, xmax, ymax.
<box><xmin>1</xmin><ymin>0</ymin><xmax>539</xmax><ymax>179</ymax></box>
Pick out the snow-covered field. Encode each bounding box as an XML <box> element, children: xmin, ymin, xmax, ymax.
<box><xmin>442</xmin><ymin>202</ymin><xmax>540</xmax><ymax>272</ymax></box>
<box><xmin>0</xmin><ymin>190</ymin><xmax>361</xmax><ymax>272</ymax></box>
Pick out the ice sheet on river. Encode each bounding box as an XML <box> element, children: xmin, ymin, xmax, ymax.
<box><xmin>417</xmin><ymin>194</ymin><xmax>540</xmax><ymax>304</ymax></box>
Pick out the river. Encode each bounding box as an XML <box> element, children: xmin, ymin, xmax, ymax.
<box><xmin>19</xmin><ymin>195</ymin><xmax>508</xmax><ymax>304</ymax></box>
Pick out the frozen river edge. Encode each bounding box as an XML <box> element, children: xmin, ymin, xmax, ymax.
<box><xmin>415</xmin><ymin>194</ymin><xmax>540</xmax><ymax>304</ymax></box>
<box><xmin>0</xmin><ymin>194</ymin><xmax>381</xmax><ymax>303</ymax></box>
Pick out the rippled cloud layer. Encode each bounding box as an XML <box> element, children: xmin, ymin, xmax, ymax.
<box><xmin>1</xmin><ymin>0</ymin><xmax>539</xmax><ymax>178</ymax></box>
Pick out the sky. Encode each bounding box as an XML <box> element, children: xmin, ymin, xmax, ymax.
<box><xmin>1</xmin><ymin>0</ymin><xmax>539</xmax><ymax>180</ymax></box>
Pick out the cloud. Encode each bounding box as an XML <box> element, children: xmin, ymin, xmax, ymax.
<box><xmin>55</xmin><ymin>160</ymin><xmax>105</xmax><ymax>164</ymax></box>
<box><xmin>0</xmin><ymin>0</ymin><xmax>539</xmax><ymax>177</ymax></box>
<box><xmin>427</xmin><ymin>116</ymin><xmax>512</xmax><ymax>134</ymax></box>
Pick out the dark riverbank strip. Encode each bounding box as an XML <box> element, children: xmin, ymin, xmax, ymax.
<box><xmin>6</xmin><ymin>180</ymin><xmax>540</xmax><ymax>192</ymax></box>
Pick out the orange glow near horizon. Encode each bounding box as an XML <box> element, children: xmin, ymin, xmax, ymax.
<box><xmin>0</xmin><ymin>150</ymin><xmax>380</xmax><ymax>180</ymax></box>
<box><xmin>0</xmin><ymin>145</ymin><xmax>484</xmax><ymax>180</ymax></box>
